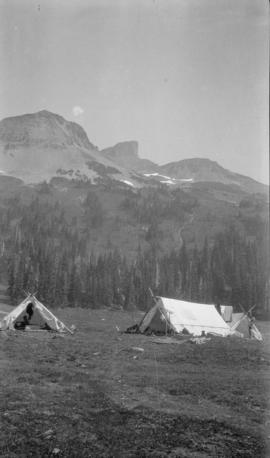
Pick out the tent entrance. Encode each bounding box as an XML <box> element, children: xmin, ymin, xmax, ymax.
<box><xmin>144</xmin><ymin>308</ymin><xmax>174</xmax><ymax>335</ymax></box>
<box><xmin>14</xmin><ymin>303</ymin><xmax>52</xmax><ymax>330</ymax></box>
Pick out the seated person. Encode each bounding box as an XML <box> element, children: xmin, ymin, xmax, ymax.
<box><xmin>14</xmin><ymin>315</ymin><xmax>29</xmax><ymax>330</ymax></box>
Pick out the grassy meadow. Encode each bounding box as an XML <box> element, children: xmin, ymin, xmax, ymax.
<box><xmin>0</xmin><ymin>306</ymin><xmax>269</xmax><ymax>457</ymax></box>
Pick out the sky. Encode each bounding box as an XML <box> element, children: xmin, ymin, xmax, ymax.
<box><xmin>0</xmin><ymin>0</ymin><xmax>269</xmax><ymax>183</ymax></box>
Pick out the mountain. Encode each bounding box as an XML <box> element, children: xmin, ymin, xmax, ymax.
<box><xmin>159</xmin><ymin>158</ymin><xmax>267</xmax><ymax>194</ymax></box>
<box><xmin>0</xmin><ymin>110</ymin><xmax>137</xmax><ymax>185</ymax></box>
<box><xmin>0</xmin><ymin>110</ymin><xmax>267</xmax><ymax>196</ymax></box>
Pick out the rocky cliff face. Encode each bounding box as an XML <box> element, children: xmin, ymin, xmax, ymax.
<box><xmin>101</xmin><ymin>141</ymin><xmax>158</xmax><ymax>172</ymax></box>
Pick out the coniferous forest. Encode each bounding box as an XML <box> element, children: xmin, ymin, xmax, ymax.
<box><xmin>0</xmin><ymin>180</ymin><xmax>269</xmax><ymax>317</ymax></box>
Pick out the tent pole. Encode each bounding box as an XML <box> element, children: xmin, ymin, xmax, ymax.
<box><xmin>137</xmin><ymin>288</ymin><xmax>159</xmax><ymax>329</ymax></box>
<box><xmin>64</xmin><ymin>325</ymin><xmax>74</xmax><ymax>335</ymax></box>
<box><xmin>239</xmin><ymin>303</ymin><xmax>256</xmax><ymax>317</ymax></box>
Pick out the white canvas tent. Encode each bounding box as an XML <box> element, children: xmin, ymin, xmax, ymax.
<box><xmin>137</xmin><ymin>297</ymin><xmax>230</xmax><ymax>337</ymax></box>
<box><xmin>0</xmin><ymin>294</ymin><xmax>71</xmax><ymax>333</ymax></box>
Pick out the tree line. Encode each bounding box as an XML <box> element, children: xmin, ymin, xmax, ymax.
<box><xmin>0</xmin><ymin>192</ymin><xmax>269</xmax><ymax>317</ymax></box>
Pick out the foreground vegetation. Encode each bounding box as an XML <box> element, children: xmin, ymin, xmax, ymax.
<box><xmin>0</xmin><ymin>308</ymin><xmax>269</xmax><ymax>457</ymax></box>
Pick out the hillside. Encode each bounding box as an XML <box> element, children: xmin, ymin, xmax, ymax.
<box><xmin>0</xmin><ymin>174</ymin><xmax>268</xmax><ymax>315</ymax></box>
<box><xmin>0</xmin><ymin>110</ymin><xmax>268</xmax><ymax>314</ymax></box>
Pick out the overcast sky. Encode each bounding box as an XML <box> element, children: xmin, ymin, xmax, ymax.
<box><xmin>0</xmin><ymin>0</ymin><xmax>268</xmax><ymax>183</ymax></box>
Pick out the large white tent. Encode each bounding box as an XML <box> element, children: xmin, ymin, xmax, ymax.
<box><xmin>0</xmin><ymin>294</ymin><xmax>71</xmax><ymax>333</ymax></box>
<box><xmin>138</xmin><ymin>297</ymin><xmax>230</xmax><ymax>337</ymax></box>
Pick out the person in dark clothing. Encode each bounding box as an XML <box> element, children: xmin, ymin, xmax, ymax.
<box><xmin>26</xmin><ymin>303</ymin><xmax>34</xmax><ymax>322</ymax></box>
<box><xmin>248</xmin><ymin>317</ymin><xmax>255</xmax><ymax>338</ymax></box>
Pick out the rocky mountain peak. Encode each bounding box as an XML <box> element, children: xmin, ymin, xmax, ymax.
<box><xmin>101</xmin><ymin>141</ymin><xmax>158</xmax><ymax>172</ymax></box>
<box><xmin>0</xmin><ymin>110</ymin><xmax>95</xmax><ymax>151</ymax></box>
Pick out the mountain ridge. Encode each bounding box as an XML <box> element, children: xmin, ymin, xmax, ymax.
<box><xmin>0</xmin><ymin>110</ymin><xmax>267</xmax><ymax>194</ymax></box>
<box><xmin>158</xmin><ymin>158</ymin><xmax>267</xmax><ymax>194</ymax></box>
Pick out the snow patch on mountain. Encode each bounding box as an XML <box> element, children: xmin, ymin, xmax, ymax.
<box><xmin>143</xmin><ymin>172</ymin><xmax>172</xmax><ymax>180</ymax></box>
<box><xmin>121</xmin><ymin>179</ymin><xmax>135</xmax><ymax>187</ymax></box>
<box><xmin>160</xmin><ymin>180</ymin><xmax>176</xmax><ymax>185</ymax></box>
<box><xmin>143</xmin><ymin>172</ymin><xmax>194</xmax><ymax>185</ymax></box>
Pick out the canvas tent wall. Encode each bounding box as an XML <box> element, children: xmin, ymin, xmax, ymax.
<box><xmin>220</xmin><ymin>305</ymin><xmax>233</xmax><ymax>323</ymax></box>
<box><xmin>138</xmin><ymin>297</ymin><xmax>230</xmax><ymax>337</ymax></box>
<box><xmin>0</xmin><ymin>295</ymin><xmax>69</xmax><ymax>332</ymax></box>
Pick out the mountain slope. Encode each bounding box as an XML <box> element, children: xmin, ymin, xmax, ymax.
<box><xmin>0</xmin><ymin>169</ymin><xmax>268</xmax><ymax>313</ymax></box>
